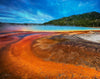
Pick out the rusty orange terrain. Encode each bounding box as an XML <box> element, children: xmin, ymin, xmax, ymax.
<box><xmin>0</xmin><ymin>31</ymin><xmax>100</xmax><ymax>79</ymax></box>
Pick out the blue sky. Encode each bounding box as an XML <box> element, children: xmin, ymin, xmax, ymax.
<box><xmin>0</xmin><ymin>0</ymin><xmax>100</xmax><ymax>23</ymax></box>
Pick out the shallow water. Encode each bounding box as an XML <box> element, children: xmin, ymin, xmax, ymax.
<box><xmin>0</xmin><ymin>24</ymin><xmax>100</xmax><ymax>32</ymax></box>
<box><xmin>0</xmin><ymin>25</ymin><xmax>100</xmax><ymax>78</ymax></box>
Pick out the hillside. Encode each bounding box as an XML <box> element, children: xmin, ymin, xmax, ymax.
<box><xmin>44</xmin><ymin>12</ymin><xmax>100</xmax><ymax>27</ymax></box>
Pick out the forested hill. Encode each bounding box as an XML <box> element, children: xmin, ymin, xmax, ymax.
<box><xmin>44</xmin><ymin>12</ymin><xmax>100</xmax><ymax>27</ymax></box>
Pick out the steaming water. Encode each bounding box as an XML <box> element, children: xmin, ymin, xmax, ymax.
<box><xmin>0</xmin><ymin>24</ymin><xmax>100</xmax><ymax>32</ymax></box>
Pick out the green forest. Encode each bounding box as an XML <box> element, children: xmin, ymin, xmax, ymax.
<box><xmin>44</xmin><ymin>12</ymin><xmax>100</xmax><ymax>27</ymax></box>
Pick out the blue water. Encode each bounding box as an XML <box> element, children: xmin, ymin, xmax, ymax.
<box><xmin>25</xmin><ymin>25</ymin><xmax>100</xmax><ymax>31</ymax></box>
<box><xmin>0</xmin><ymin>25</ymin><xmax>100</xmax><ymax>32</ymax></box>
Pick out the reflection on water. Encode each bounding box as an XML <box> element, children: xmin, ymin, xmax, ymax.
<box><xmin>0</xmin><ymin>24</ymin><xmax>100</xmax><ymax>32</ymax></box>
<box><xmin>0</xmin><ymin>24</ymin><xmax>100</xmax><ymax>78</ymax></box>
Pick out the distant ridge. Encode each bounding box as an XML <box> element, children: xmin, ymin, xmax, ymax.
<box><xmin>44</xmin><ymin>12</ymin><xmax>100</xmax><ymax>27</ymax></box>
